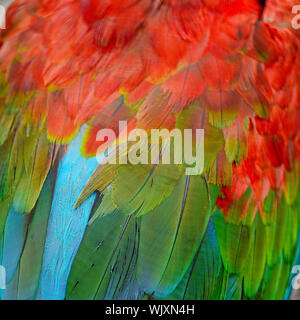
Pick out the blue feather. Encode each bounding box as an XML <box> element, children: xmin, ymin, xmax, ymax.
<box><xmin>37</xmin><ymin>128</ymin><xmax>100</xmax><ymax>300</ymax></box>
<box><xmin>0</xmin><ymin>207</ymin><xmax>27</xmax><ymax>299</ymax></box>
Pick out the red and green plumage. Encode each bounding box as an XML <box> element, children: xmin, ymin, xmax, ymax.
<box><xmin>0</xmin><ymin>0</ymin><xmax>300</xmax><ymax>300</ymax></box>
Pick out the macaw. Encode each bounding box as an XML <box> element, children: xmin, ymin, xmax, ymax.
<box><xmin>0</xmin><ymin>0</ymin><xmax>300</xmax><ymax>300</ymax></box>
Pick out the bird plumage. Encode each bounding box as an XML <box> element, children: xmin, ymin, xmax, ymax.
<box><xmin>0</xmin><ymin>0</ymin><xmax>300</xmax><ymax>300</ymax></box>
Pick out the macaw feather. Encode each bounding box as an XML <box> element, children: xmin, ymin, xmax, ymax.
<box><xmin>0</xmin><ymin>0</ymin><xmax>299</xmax><ymax>301</ymax></box>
